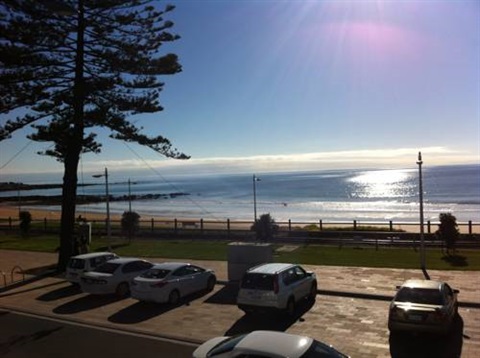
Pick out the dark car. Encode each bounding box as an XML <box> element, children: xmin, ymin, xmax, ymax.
<box><xmin>388</xmin><ymin>279</ymin><xmax>459</xmax><ymax>335</ymax></box>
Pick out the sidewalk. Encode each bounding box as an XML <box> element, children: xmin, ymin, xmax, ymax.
<box><xmin>1</xmin><ymin>249</ymin><xmax>479</xmax><ymax>357</ymax></box>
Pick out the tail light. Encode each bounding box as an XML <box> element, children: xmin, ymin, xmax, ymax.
<box><xmin>273</xmin><ymin>274</ymin><xmax>279</xmax><ymax>294</ymax></box>
<box><xmin>151</xmin><ymin>281</ymin><xmax>168</xmax><ymax>288</ymax></box>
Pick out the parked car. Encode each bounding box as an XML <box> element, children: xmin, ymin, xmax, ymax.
<box><xmin>80</xmin><ymin>258</ymin><xmax>153</xmax><ymax>297</ymax></box>
<box><xmin>66</xmin><ymin>252</ymin><xmax>118</xmax><ymax>284</ymax></box>
<box><xmin>237</xmin><ymin>263</ymin><xmax>317</xmax><ymax>315</ymax></box>
<box><xmin>192</xmin><ymin>330</ymin><xmax>349</xmax><ymax>358</ymax></box>
<box><xmin>388</xmin><ymin>279</ymin><xmax>459</xmax><ymax>335</ymax></box>
<box><xmin>131</xmin><ymin>262</ymin><xmax>216</xmax><ymax>305</ymax></box>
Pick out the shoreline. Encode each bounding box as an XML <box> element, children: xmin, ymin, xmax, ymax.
<box><xmin>1</xmin><ymin>204</ymin><xmax>478</xmax><ymax>234</ymax></box>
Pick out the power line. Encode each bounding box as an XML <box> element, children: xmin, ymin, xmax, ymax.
<box><xmin>0</xmin><ymin>140</ymin><xmax>34</xmax><ymax>170</ymax></box>
<box><xmin>121</xmin><ymin>142</ymin><xmax>222</xmax><ymax>221</ymax></box>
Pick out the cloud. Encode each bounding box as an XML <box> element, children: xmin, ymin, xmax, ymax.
<box><xmin>87</xmin><ymin>146</ymin><xmax>478</xmax><ymax>175</ymax></box>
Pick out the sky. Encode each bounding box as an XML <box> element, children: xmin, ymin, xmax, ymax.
<box><xmin>1</xmin><ymin>0</ymin><xmax>479</xmax><ymax>178</ymax></box>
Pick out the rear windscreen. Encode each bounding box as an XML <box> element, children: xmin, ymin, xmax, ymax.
<box><xmin>141</xmin><ymin>269</ymin><xmax>171</xmax><ymax>279</ymax></box>
<box><xmin>68</xmin><ymin>259</ymin><xmax>85</xmax><ymax>270</ymax></box>
<box><xmin>241</xmin><ymin>273</ymin><xmax>274</xmax><ymax>290</ymax></box>
<box><xmin>395</xmin><ymin>287</ymin><xmax>444</xmax><ymax>305</ymax></box>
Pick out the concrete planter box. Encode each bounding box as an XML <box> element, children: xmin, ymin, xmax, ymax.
<box><xmin>227</xmin><ymin>242</ymin><xmax>273</xmax><ymax>282</ymax></box>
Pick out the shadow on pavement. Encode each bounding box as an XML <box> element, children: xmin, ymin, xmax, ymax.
<box><xmin>36</xmin><ymin>284</ymin><xmax>81</xmax><ymax>302</ymax></box>
<box><xmin>205</xmin><ymin>284</ymin><xmax>239</xmax><ymax>305</ymax></box>
<box><xmin>389</xmin><ymin>314</ymin><xmax>464</xmax><ymax>358</ymax></box>
<box><xmin>53</xmin><ymin>294</ymin><xmax>125</xmax><ymax>315</ymax></box>
<box><xmin>0</xmin><ymin>326</ymin><xmax>63</xmax><ymax>356</ymax></box>
<box><xmin>225</xmin><ymin>298</ymin><xmax>315</xmax><ymax>336</ymax></box>
<box><xmin>109</xmin><ymin>290</ymin><xmax>210</xmax><ymax>324</ymax></box>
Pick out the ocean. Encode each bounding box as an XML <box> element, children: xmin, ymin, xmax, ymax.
<box><xmin>1</xmin><ymin>164</ymin><xmax>479</xmax><ymax>224</ymax></box>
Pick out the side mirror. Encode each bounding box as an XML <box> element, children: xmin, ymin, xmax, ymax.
<box><xmin>453</xmin><ymin>289</ymin><xmax>460</xmax><ymax>294</ymax></box>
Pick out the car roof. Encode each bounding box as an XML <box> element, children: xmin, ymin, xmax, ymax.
<box><xmin>247</xmin><ymin>263</ymin><xmax>296</xmax><ymax>274</ymax></box>
<box><xmin>70</xmin><ymin>252</ymin><xmax>116</xmax><ymax>260</ymax></box>
<box><xmin>150</xmin><ymin>262</ymin><xmax>190</xmax><ymax>270</ymax></box>
<box><xmin>236</xmin><ymin>331</ymin><xmax>312</xmax><ymax>357</ymax></box>
<box><xmin>400</xmin><ymin>279</ymin><xmax>443</xmax><ymax>290</ymax></box>
<box><xmin>107</xmin><ymin>257</ymin><xmax>147</xmax><ymax>265</ymax></box>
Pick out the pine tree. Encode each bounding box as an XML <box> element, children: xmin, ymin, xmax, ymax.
<box><xmin>0</xmin><ymin>0</ymin><xmax>188</xmax><ymax>269</ymax></box>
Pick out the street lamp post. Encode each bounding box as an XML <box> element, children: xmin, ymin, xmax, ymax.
<box><xmin>253</xmin><ymin>174</ymin><xmax>261</xmax><ymax>223</ymax></box>
<box><xmin>417</xmin><ymin>152</ymin><xmax>426</xmax><ymax>272</ymax></box>
<box><xmin>93</xmin><ymin>167</ymin><xmax>110</xmax><ymax>249</ymax></box>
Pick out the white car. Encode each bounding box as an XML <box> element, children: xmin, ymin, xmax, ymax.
<box><xmin>237</xmin><ymin>263</ymin><xmax>317</xmax><ymax>316</ymax></box>
<box><xmin>65</xmin><ymin>252</ymin><xmax>118</xmax><ymax>284</ymax></box>
<box><xmin>192</xmin><ymin>330</ymin><xmax>349</xmax><ymax>358</ymax></box>
<box><xmin>80</xmin><ymin>258</ymin><xmax>153</xmax><ymax>297</ymax></box>
<box><xmin>131</xmin><ymin>262</ymin><xmax>216</xmax><ymax>304</ymax></box>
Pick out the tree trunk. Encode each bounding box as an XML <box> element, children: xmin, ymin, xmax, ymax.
<box><xmin>57</xmin><ymin>149</ymin><xmax>81</xmax><ymax>271</ymax></box>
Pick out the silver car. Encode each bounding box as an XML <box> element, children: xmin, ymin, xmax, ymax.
<box><xmin>131</xmin><ymin>262</ymin><xmax>216</xmax><ymax>304</ymax></box>
<box><xmin>80</xmin><ymin>258</ymin><xmax>153</xmax><ymax>297</ymax></box>
<box><xmin>193</xmin><ymin>330</ymin><xmax>349</xmax><ymax>358</ymax></box>
<box><xmin>237</xmin><ymin>263</ymin><xmax>317</xmax><ymax>316</ymax></box>
<box><xmin>65</xmin><ymin>252</ymin><xmax>118</xmax><ymax>284</ymax></box>
<box><xmin>388</xmin><ymin>279</ymin><xmax>459</xmax><ymax>335</ymax></box>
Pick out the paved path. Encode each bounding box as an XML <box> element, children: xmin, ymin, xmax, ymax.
<box><xmin>1</xmin><ymin>250</ymin><xmax>479</xmax><ymax>357</ymax></box>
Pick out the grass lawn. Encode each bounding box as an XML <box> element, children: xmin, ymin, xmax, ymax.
<box><xmin>1</xmin><ymin>234</ymin><xmax>479</xmax><ymax>270</ymax></box>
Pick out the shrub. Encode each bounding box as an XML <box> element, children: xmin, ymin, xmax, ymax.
<box><xmin>436</xmin><ymin>213</ymin><xmax>460</xmax><ymax>254</ymax></box>
<box><xmin>121</xmin><ymin>211</ymin><xmax>140</xmax><ymax>243</ymax></box>
<box><xmin>19</xmin><ymin>210</ymin><xmax>32</xmax><ymax>236</ymax></box>
<box><xmin>251</xmin><ymin>213</ymin><xmax>279</xmax><ymax>241</ymax></box>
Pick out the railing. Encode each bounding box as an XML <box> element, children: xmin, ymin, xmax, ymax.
<box><xmin>1</xmin><ymin>216</ymin><xmax>479</xmax><ymax>236</ymax></box>
<box><xmin>1</xmin><ymin>265</ymin><xmax>25</xmax><ymax>288</ymax></box>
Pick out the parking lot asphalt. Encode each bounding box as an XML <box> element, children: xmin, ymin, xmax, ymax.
<box><xmin>1</xmin><ymin>249</ymin><xmax>479</xmax><ymax>358</ymax></box>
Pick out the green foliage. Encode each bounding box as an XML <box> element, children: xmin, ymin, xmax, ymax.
<box><xmin>436</xmin><ymin>213</ymin><xmax>460</xmax><ymax>253</ymax></box>
<box><xmin>18</xmin><ymin>210</ymin><xmax>32</xmax><ymax>236</ymax></box>
<box><xmin>1</xmin><ymin>235</ymin><xmax>480</xmax><ymax>270</ymax></box>
<box><xmin>0</xmin><ymin>0</ymin><xmax>188</xmax><ymax>269</ymax></box>
<box><xmin>121</xmin><ymin>211</ymin><xmax>140</xmax><ymax>243</ymax></box>
<box><xmin>251</xmin><ymin>213</ymin><xmax>279</xmax><ymax>241</ymax></box>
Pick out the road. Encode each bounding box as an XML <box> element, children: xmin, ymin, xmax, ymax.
<box><xmin>0</xmin><ymin>310</ymin><xmax>197</xmax><ymax>358</ymax></box>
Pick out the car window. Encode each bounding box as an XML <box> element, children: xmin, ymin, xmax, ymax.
<box><xmin>282</xmin><ymin>268</ymin><xmax>296</xmax><ymax>286</ymax></box>
<box><xmin>300</xmin><ymin>340</ymin><xmax>348</xmax><ymax>358</ymax></box>
<box><xmin>294</xmin><ymin>266</ymin><xmax>307</xmax><ymax>280</ymax></box>
<box><xmin>207</xmin><ymin>334</ymin><xmax>246</xmax><ymax>357</ymax></box>
<box><xmin>189</xmin><ymin>265</ymin><xmax>205</xmax><ymax>274</ymax></box>
<box><xmin>141</xmin><ymin>269</ymin><xmax>171</xmax><ymax>279</ymax></box>
<box><xmin>122</xmin><ymin>261</ymin><xmax>141</xmax><ymax>273</ymax></box>
<box><xmin>172</xmin><ymin>266</ymin><xmax>189</xmax><ymax>277</ymax></box>
<box><xmin>241</xmin><ymin>273</ymin><xmax>274</xmax><ymax>290</ymax></box>
<box><xmin>395</xmin><ymin>287</ymin><xmax>444</xmax><ymax>305</ymax></box>
<box><xmin>68</xmin><ymin>258</ymin><xmax>85</xmax><ymax>270</ymax></box>
<box><xmin>94</xmin><ymin>262</ymin><xmax>120</xmax><ymax>274</ymax></box>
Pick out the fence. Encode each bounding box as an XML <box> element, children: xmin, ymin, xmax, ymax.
<box><xmin>1</xmin><ymin>216</ymin><xmax>479</xmax><ymax>237</ymax></box>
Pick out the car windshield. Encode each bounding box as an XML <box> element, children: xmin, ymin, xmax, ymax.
<box><xmin>141</xmin><ymin>269</ymin><xmax>171</xmax><ymax>279</ymax></box>
<box><xmin>395</xmin><ymin>287</ymin><xmax>444</xmax><ymax>305</ymax></box>
<box><xmin>68</xmin><ymin>259</ymin><xmax>85</xmax><ymax>269</ymax></box>
<box><xmin>93</xmin><ymin>262</ymin><xmax>120</xmax><ymax>274</ymax></box>
<box><xmin>240</xmin><ymin>273</ymin><xmax>274</xmax><ymax>290</ymax></box>
<box><xmin>300</xmin><ymin>340</ymin><xmax>348</xmax><ymax>358</ymax></box>
<box><xmin>207</xmin><ymin>334</ymin><xmax>247</xmax><ymax>357</ymax></box>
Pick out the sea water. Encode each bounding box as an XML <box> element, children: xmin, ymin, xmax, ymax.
<box><xmin>2</xmin><ymin>164</ymin><xmax>479</xmax><ymax>223</ymax></box>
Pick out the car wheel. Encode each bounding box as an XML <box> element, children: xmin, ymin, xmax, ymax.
<box><xmin>116</xmin><ymin>282</ymin><xmax>130</xmax><ymax>297</ymax></box>
<box><xmin>308</xmin><ymin>281</ymin><xmax>317</xmax><ymax>301</ymax></box>
<box><xmin>206</xmin><ymin>276</ymin><xmax>216</xmax><ymax>292</ymax></box>
<box><xmin>168</xmin><ymin>289</ymin><xmax>180</xmax><ymax>305</ymax></box>
<box><xmin>286</xmin><ymin>297</ymin><xmax>295</xmax><ymax>317</ymax></box>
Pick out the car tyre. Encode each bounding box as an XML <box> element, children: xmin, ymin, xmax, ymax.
<box><xmin>168</xmin><ymin>289</ymin><xmax>180</xmax><ymax>305</ymax></box>
<box><xmin>116</xmin><ymin>282</ymin><xmax>130</xmax><ymax>297</ymax></box>
<box><xmin>206</xmin><ymin>276</ymin><xmax>216</xmax><ymax>292</ymax></box>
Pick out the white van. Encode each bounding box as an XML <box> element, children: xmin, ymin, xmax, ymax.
<box><xmin>66</xmin><ymin>252</ymin><xmax>118</xmax><ymax>284</ymax></box>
